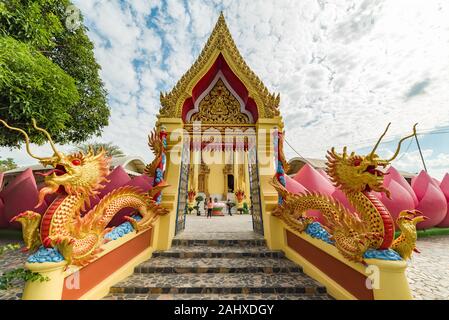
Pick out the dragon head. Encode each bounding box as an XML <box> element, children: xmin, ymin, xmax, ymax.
<box><xmin>396</xmin><ymin>210</ymin><xmax>428</xmax><ymax>227</ymax></box>
<box><xmin>326</xmin><ymin>123</ymin><xmax>418</xmax><ymax>197</ymax></box>
<box><xmin>0</xmin><ymin>119</ymin><xmax>110</xmax><ymax>207</ymax></box>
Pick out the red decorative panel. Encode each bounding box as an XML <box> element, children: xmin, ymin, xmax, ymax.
<box><xmin>61</xmin><ymin>229</ymin><xmax>152</xmax><ymax>300</ymax></box>
<box><xmin>286</xmin><ymin>230</ymin><xmax>374</xmax><ymax>300</ymax></box>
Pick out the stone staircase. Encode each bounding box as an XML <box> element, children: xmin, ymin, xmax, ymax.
<box><xmin>104</xmin><ymin>235</ymin><xmax>332</xmax><ymax>300</ymax></box>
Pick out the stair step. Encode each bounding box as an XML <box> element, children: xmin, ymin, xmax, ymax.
<box><xmin>171</xmin><ymin>239</ymin><xmax>266</xmax><ymax>247</ymax></box>
<box><xmin>173</xmin><ymin>232</ymin><xmax>263</xmax><ymax>241</ymax></box>
<box><xmin>110</xmin><ymin>273</ymin><xmax>326</xmax><ymax>295</ymax></box>
<box><xmin>104</xmin><ymin>293</ymin><xmax>333</xmax><ymax>300</ymax></box>
<box><xmin>135</xmin><ymin>257</ymin><xmax>302</xmax><ymax>274</ymax></box>
<box><xmin>153</xmin><ymin>246</ymin><xmax>285</xmax><ymax>258</ymax></box>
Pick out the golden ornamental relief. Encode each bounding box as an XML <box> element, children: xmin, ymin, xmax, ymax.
<box><xmin>158</xmin><ymin>13</ymin><xmax>280</xmax><ymax>120</ymax></box>
<box><xmin>189</xmin><ymin>79</ymin><xmax>250</xmax><ymax>124</ymax></box>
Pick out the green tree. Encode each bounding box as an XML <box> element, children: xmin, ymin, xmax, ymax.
<box><xmin>74</xmin><ymin>142</ymin><xmax>126</xmax><ymax>158</ymax></box>
<box><xmin>0</xmin><ymin>0</ymin><xmax>109</xmax><ymax>147</ymax></box>
<box><xmin>0</xmin><ymin>156</ymin><xmax>17</xmax><ymax>172</ymax></box>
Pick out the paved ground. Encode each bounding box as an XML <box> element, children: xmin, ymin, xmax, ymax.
<box><xmin>182</xmin><ymin>214</ymin><xmax>253</xmax><ymax>233</ymax></box>
<box><xmin>0</xmin><ymin>239</ymin><xmax>27</xmax><ymax>300</ymax></box>
<box><xmin>406</xmin><ymin>236</ymin><xmax>449</xmax><ymax>300</ymax></box>
<box><xmin>1</xmin><ymin>217</ymin><xmax>449</xmax><ymax>300</ymax></box>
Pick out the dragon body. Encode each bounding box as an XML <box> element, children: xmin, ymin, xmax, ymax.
<box><xmin>273</xmin><ymin>124</ymin><xmax>426</xmax><ymax>263</ymax></box>
<box><xmin>1</xmin><ymin>119</ymin><xmax>168</xmax><ymax>266</ymax></box>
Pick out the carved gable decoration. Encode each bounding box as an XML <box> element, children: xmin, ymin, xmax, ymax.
<box><xmin>158</xmin><ymin>13</ymin><xmax>280</xmax><ymax>120</ymax></box>
<box><xmin>189</xmin><ymin>79</ymin><xmax>250</xmax><ymax>124</ymax></box>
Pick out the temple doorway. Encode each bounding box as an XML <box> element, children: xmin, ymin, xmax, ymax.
<box><xmin>174</xmin><ymin>130</ymin><xmax>263</xmax><ymax>236</ymax></box>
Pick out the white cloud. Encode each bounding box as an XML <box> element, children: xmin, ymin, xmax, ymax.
<box><xmin>1</xmin><ymin>0</ymin><xmax>448</xmax><ymax>181</ymax></box>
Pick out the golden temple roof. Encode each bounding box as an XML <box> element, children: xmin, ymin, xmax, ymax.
<box><xmin>158</xmin><ymin>12</ymin><xmax>280</xmax><ymax>120</ymax></box>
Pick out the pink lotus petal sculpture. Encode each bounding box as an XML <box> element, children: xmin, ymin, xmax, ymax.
<box><xmin>412</xmin><ymin>171</ymin><xmax>447</xmax><ymax>229</ymax></box>
<box><xmin>293</xmin><ymin>164</ymin><xmax>335</xmax><ymax>195</ymax></box>
<box><xmin>384</xmin><ymin>167</ymin><xmax>418</xmax><ymax>206</ymax></box>
<box><xmin>412</xmin><ymin>171</ymin><xmax>440</xmax><ymax>199</ymax></box>
<box><xmin>285</xmin><ymin>175</ymin><xmax>308</xmax><ymax>194</ymax></box>
<box><xmin>378</xmin><ymin>180</ymin><xmax>416</xmax><ymax>221</ymax></box>
<box><xmin>0</xmin><ymin>168</ymin><xmax>34</xmax><ymax>199</ymax></box>
<box><xmin>0</xmin><ymin>198</ymin><xmax>7</xmax><ymax>229</ymax></box>
<box><xmin>317</xmin><ymin>169</ymin><xmax>329</xmax><ymax>179</ymax></box>
<box><xmin>2</xmin><ymin>175</ymin><xmax>47</xmax><ymax>229</ymax></box>
<box><xmin>437</xmin><ymin>173</ymin><xmax>449</xmax><ymax>227</ymax></box>
<box><xmin>293</xmin><ymin>164</ymin><xmax>336</xmax><ymax>224</ymax></box>
<box><xmin>440</xmin><ymin>173</ymin><xmax>449</xmax><ymax>200</ymax></box>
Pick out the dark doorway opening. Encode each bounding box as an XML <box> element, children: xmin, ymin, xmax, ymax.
<box><xmin>227</xmin><ymin>174</ymin><xmax>234</xmax><ymax>192</ymax></box>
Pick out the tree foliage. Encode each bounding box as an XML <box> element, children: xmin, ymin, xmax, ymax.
<box><xmin>0</xmin><ymin>0</ymin><xmax>109</xmax><ymax>147</ymax></box>
<box><xmin>0</xmin><ymin>156</ymin><xmax>17</xmax><ymax>172</ymax></box>
<box><xmin>74</xmin><ymin>142</ymin><xmax>126</xmax><ymax>158</ymax></box>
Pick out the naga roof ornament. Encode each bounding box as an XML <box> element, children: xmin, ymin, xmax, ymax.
<box><xmin>158</xmin><ymin>12</ymin><xmax>280</xmax><ymax>120</ymax></box>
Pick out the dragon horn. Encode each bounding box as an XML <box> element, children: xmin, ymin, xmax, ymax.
<box><xmin>31</xmin><ymin>118</ymin><xmax>63</xmax><ymax>158</ymax></box>
<box><xmin>387</xmin><ymin>123</ymin><xmax>418</xmax><ymax>162</ymax></box>
<box><xmin>368</xmin><ymin>122</ymin><xmax>391</xmax><ymax>159</ymax></box>
<box><xmin>0</xmin><ymin>118</ymin><xmax>54</xmax><ymax>161</ymax></box>
<box><xmin>342</xmin><ymin>146</ymin><xmax>348</xmax><ymax>159</ymax></box>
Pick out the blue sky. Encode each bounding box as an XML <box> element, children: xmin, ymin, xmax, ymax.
<box><xmin>1</xmin><ymin>0</ymin><xmax>448</xmax><ymax>179</ymax></box>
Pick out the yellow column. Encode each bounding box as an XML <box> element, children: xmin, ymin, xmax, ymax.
<box><xmin>193</xmin><ymin>147</ymin><xmax>199</xmax><ymax>192</ymax></box>
<box><xmin>22</xmin><ymin>261</ymin><xmax>67</xmax><ymax>300</ymax></box>
<box><xmin>256</xmin><ymin>117</ymin><xmax>285</xmax><ymax>250</ymax></box>
<box><xmin>154</xmin><ymin>117</ymin><xmax>184</xmax><ymax>250</ymax></box>
<box><xmin>244</xmin><ymin>150</ymin><xmax>251</xmax><ymax>206</ymax></box>
<box><xmin>368</xmin><ymin>259</ymin><xmax>413</xmax><ymax>300</ymax></box>
<box><xmin>233</xmin><ymin>148</ymin><xmax>239</xmax><ymax>192</ymax></box>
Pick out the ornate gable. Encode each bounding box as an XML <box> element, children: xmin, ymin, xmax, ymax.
<box><xmin>190</xmin><ymin>79</ymin><xmax>250</xmax><ymax>124</ymax></box>
<box><xmin>158</xmin><ymin>12</ymin><xmax>280</xmax><ymax>121</ymax></box>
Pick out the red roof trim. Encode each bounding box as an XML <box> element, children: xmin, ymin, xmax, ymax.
<box><xmin>182</xmin><ymin>54</ymin><xmax>259</xmax><ymax>123</ymax></box>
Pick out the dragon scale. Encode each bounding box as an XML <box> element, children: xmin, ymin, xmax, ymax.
<box><xmin>346</xmin><ymin>191</ymin><xmax>394</xmax><ymax>249</ymax></box>
<box><xmin>272</xmin><ymin>124</ymin><xmax>426</xmax><ymax>263</ymax></box>
<box><xmin>1</xmin><ymin>118</ymin><xmax>169</xmax><ymax>266</ymax></box>
<box><xmin>40</xmin><ymin>186</ymin><xmax>155</xmax><ymax>264</ymax></box>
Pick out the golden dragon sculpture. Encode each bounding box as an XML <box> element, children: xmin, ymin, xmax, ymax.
<box><xmin>1</xmin><ymin>119</ymin><xmax>168</xmax><ymax>266</ymax></box>
<box><xmin>144</xmin><ymin>128</ymin><xmax>163</xmax><ymax>178</ymax></box>
<box><xmin>272</xmin><ymin>124</ymin><xmax>427</xmax><ymax>263</ymax></box>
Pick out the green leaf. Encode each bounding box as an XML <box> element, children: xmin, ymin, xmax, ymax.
<box><xmin>0</xmin><ymin>1</ymin><xmax>109</xmax><ymax>147</ymax></box>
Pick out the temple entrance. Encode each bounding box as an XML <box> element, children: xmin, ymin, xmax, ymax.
<box><xmin>174</xmin><ymin>126</ymin><xmax>263</xmax><ymax>235</ymax></box>
<box><xmin>155</xmin><ymin>13</ymin><xmax>284</xmax><ymax>248</ymax></box>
